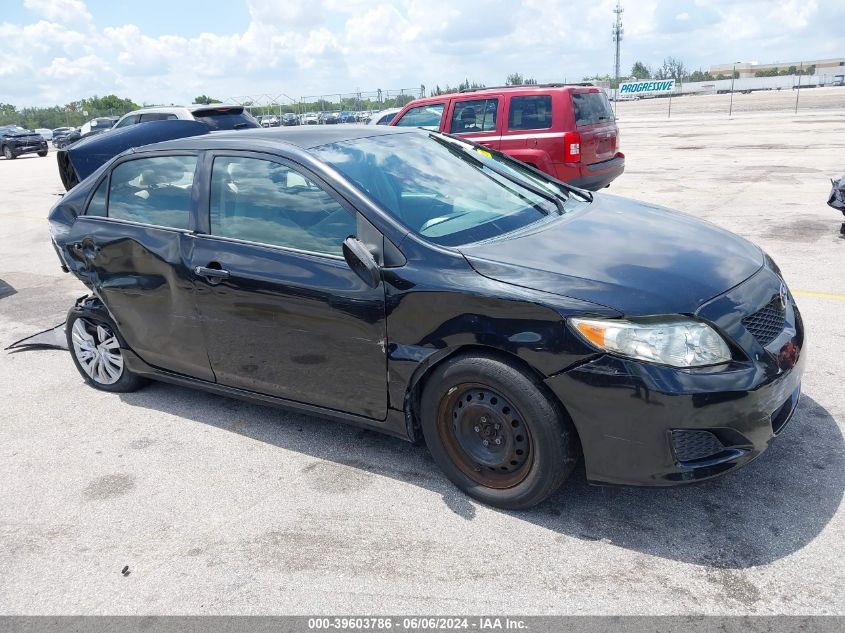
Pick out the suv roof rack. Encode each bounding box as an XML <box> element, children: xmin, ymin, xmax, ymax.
<box><xmin>458</xmin><ymin>82</ymin><xmax>594</xmax><ymax>93</ymax></box>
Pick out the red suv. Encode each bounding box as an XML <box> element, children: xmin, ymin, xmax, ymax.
<box><xmin>390</xmin><ymin>84</ymin><xmax>624</xmax><ymax>190</ymax></box>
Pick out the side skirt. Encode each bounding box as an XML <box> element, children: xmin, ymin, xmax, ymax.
<box><xmin>122</xmin><ymin>350</ymin><xmax>412</xmax><ymax>442</ymax></box>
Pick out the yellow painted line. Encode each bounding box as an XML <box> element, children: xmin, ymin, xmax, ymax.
<box><xmin>793</xmin><ymin>290</ymin><xmax>845</xmax><ymax>302</ymax></box>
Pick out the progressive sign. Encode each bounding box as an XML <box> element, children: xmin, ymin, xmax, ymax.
<box><xmin>618</xmin><ymin>79</ymin><xmax>676</xmax><ymax>95</ymax></box>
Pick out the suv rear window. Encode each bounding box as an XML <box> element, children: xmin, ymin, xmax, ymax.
<box><xmin>572</xmin><ymin>92</ymin><xmax>615</xmax><ymax>126</ymax></box>
<box><xmin>508</xmin><ymin>96</ymin><xmax>552</xmax><ymax>130</ymax></box>
<box><xmin>191</xmin><ymin>107</ymin><xmax>259</xmax><ymax>131</ymax></box>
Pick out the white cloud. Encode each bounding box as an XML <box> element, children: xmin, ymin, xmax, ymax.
<box><xmin>23</xmin><ymin>0</ymin><xmax>91</xmax><ymax>24</ymax></box>
<box><xmin>1</xmin><ymin>0</ymin><xmax>844</xmax><ymax>107</ymax></box>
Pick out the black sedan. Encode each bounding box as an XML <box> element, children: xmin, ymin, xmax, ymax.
<box><xmin>47</xmin><ymin>126</ymin><xmax>805</xmax><ymax>509</ymax></box>
<box><xmin>1</xmin><ymin>126</ymin><xmax>48</xmax><ymax>159</ymax></box>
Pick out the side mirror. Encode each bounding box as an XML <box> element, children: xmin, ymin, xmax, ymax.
<box><xmin>342</xmin><ymin>237</ymin><xmax>381</xmax><ymax>288</ymax></box>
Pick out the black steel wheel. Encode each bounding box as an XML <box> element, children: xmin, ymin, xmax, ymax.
<box><xmin>438</xmin><ymin>384</ymin><xmax>532</xmax><ymax>489</ymax></box>
<box><xmin>420</xmin><ymin>354</ymin><xmax>580</xmax><ymax>510</ymax></box>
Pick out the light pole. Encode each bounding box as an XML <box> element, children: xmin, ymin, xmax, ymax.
<box><xmin>728</xmin><ymin>61</ymin><xmax>740</xmax><ymax>118</ymax></box>
<box><xmin>795</xmin><ymin>61</ymin><xmax>804</xmax><ymax>114</ymax></box>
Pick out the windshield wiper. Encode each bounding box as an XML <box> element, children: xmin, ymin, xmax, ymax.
<box><xmin>439</xmin><ymin>132</ymin><xmax>594</xmax><ymax>204</ymax></box>
<box><xmin>429</xmin><ymin>133</ymin><xmax>566</xmax><ymax>215</ymax></box>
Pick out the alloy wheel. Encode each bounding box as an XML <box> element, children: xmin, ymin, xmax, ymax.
<box><xmin>70</xmin><ymin>318</ymin><xmax>124</xmax><ymax>385</ymax></box>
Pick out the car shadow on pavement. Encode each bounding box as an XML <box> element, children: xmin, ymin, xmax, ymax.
<box><xmin>119</xmin><ymin>385</ymin><xmax>842</xmax><ymax>569</ymax></box>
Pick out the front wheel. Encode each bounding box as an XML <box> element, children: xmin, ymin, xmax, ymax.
<box><xmin>420</xmin><ymin>355</ymin><xmax>580</xmax><ymax>510</ymax></box>
<box><xmin>66</xmin><ymin>313</ymin><xmax>146</xmax><ymax>393</ymax></box>
<box><xmin>3</xmin><ymin>145</ymin><xmax>15</xmax><ymax>160</ymax></box>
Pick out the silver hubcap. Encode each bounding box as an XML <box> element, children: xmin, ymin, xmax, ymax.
<box><xmin>71</xmin><ymin>319</ymin><xmax>124</xmax><ymax>385</ymax></box>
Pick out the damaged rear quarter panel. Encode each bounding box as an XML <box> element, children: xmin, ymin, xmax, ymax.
<box><xmin>62</xmin><ymin>217</ymin><xmax>214</xmax><ymax>381</ymax></box>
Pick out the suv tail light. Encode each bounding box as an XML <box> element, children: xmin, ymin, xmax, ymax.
<box><xmin>564</xmin><ymin>132</ymin><xmax>581</xmax><ymax>163</ymax></box>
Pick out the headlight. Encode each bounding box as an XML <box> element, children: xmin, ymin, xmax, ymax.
<box><xmin>570</xmin><ymin>316</ymin><xmax>731</xmax><ymax>368</ymax></box>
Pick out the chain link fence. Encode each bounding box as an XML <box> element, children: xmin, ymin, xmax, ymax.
<box><xmin>610</xmin><ymin>73</ymin><xmax>845</xmax><ymax>119</ymax></box>
<box><xmin>220</xmin><ymin>88</ymin><xmax>426</xmax><ymax>117</ymax></box>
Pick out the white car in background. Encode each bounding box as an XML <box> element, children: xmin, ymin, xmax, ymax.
<box><xmin>112</xmin><ymin>104</ymin><xmax>259</xmax><ymax>131</ymax></box>
<box><xmin>367</xmin><ymin>108</ymin><xmax>401</xmax><ymax>125</ymax></box>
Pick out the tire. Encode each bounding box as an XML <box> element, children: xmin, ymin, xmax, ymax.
<box><xmin>38</xmin><ymin>150</ymin><xmax>48</xmax><ymax>157</ymax></box>
<box><xmin>420</xmin><ymin>354</ymin><xmax>579</xmax><ymax>510</ymax></box>
<box><xmin>66</xmin><ymin>312</ymin><xmax>147</xmax><ymax>393</ymax></box>
<box><xmin>3</xmin><ymin>145</ymin><xmax>15</xmax><ymax>160</ymax></box>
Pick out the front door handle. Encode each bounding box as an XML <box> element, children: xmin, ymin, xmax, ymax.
<box><xmin>194</xmin><ymin>265</ymin><xmax>230</xmax><ymax>284</ymax></box>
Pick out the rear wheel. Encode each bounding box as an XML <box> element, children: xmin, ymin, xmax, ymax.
<box><xmin>3</xmin><ymin>145</ymin><xmax>15</xmax><ymax>160</ymax></box>
<box><xmin>420</xmin><ymin>354</ymin><xmax>579</xmax><ymax>510</ymax></box>
<box><xmin>66</xmin><ymin>313</ymin><xmax>146</xmax><ymax>393</ymax></box>
<box><xmin>38</xmin><ymin>150</ymin><xmax>48</xmax><ymax>157</ymax></box>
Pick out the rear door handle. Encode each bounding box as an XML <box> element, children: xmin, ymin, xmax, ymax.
<box><xmin>194</xmin><ymin>265</ymin><xmax>230</xmax><ymax>283</ymax></box>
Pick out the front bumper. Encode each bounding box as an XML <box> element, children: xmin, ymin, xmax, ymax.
<box><xmin>545</xmin><ymin>266</ymin><xmax>805</xmax><ymax>486</ymax></box>
<box><xmin>546</xmin><ymin>352</ymin><xmax>804</xmax><ymax>486</ymax></box>
<box><xmin>7</xmin><ymin>141</ymin><xmax>47</xmax><ymax>155</ymax></box>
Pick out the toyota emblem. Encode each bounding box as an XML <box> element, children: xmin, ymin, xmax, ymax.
<box><xmin>778</xmin><ymin>282</ymin><xmax>788</xmax><ymax>309</ymax></box>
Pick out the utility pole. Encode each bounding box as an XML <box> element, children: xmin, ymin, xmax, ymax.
<box><xmin>612</xmin><ymin>0</ymin><xmax>624</xmax><ymax>97</ymax></box>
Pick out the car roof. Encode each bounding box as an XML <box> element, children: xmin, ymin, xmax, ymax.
<box><xmin>138</xmin><ymin>124</ymin><xmax>419</xmax><ymax>153</ymax></box>
<box><xmin>404</xmin><ymin>84</ymin><xmax>600</xmax><ymax>107</ymax></box>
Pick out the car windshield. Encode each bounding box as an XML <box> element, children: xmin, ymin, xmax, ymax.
<box><xmin>313</xmin><ymin>132</ymin><xmax>584</xmax><ymax>246</ymax></box>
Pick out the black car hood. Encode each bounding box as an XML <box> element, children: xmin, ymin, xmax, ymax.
<box><xmin>6</xmin><ymin>131</ymin><xmax>41</xmax><ymax>140</ymax></box>
<box><xmin>60</xmin><ymin>119</ymin><xmax>210</xmax><ymax>189</ymax></box>
<box><xmin>461</xmin><ymin>193</ymin><xmax>763</xmax><ymax>315</ymax></box>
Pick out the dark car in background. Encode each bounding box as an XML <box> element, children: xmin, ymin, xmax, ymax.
<box><xmin>55</xmin><ymin>128</ymin><xmax>81</xmax><ymax>149</ymax></box>
<box><xmin>1</xmin><ymin>126</ymin><xmax>49</xmax><ymax>159</ymax></box>
<box><xmin>282</xmin><ymin>113</ymin><xmax>299</xmax><ymax>126</ymax></box>
<box><xmin>52</xmin><ymin>127</ymin><xmax>75</xmax><ymax>148</ymax></box>
<box><xmin>324</xmin><ymin>112</ymin><xmax>340</xmax><ymax>124</ymax></box>
<box><xmin>391</xmin><ymin>83</ymin><xmax>625</xmax><ymax>190</ymax></box>
<box><xmin>47</xmin><ymin>126</ymin><xmax>804</xmax><ymax>509</ymax></box>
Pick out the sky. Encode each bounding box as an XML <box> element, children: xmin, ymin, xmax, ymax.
<box><xmin>1</xmin><ymin>0</ymin><xmax>844</xmax><ymax>107</ymax></box>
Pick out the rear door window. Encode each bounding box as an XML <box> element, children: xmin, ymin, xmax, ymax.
<box><xmin>394</xmin><ymin>103</ymin><xmax>445</xmax><ymax>130</ymax></box>
<box><xmin>191</xmin><ymin>107</ymin><xmax>260</xmax><ymax>130</ymax></box>
<box><xmin>572</xmin><ymin>91</ymin><xmax>615</xmax><ymax>126</ymax></box>
<box><xmin>507</xmin><ymin>95</ymin><xmax>553</xmax><ymax>130</ymax></box>
<box><xmin>450</xmin><ymin>98</ymin><xmax>498</xmax><ymax>133</ymax></box>
<box><xmin>86</xmin><ymin>177</ymin><xmax>108</xmax><ymax>216</ymax></box>
<box><xmin>107</xmin><ymin>156</ymin><xmax>197</xmax><ymax>229</ymax></box>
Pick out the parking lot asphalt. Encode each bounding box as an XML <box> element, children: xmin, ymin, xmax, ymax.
<box><xmin>0</xmin><ymin>108</ymin><xmax>843</xmax><ymax>615</ymax></box>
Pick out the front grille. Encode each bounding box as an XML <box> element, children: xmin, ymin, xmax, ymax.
<box><xmin>671</xmin><ymin>430</ymin><xmax>725</xmax><ymax>462</ymax></box>
<box><xmin>742</xmin><ymin>298</ymin><xmax>786</xmax><ymax>347</ymax></box>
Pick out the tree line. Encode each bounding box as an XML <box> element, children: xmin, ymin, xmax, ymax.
<box><xmin>0</xmin><ymin>72</ymin><xmax>547</xmax><ymax>129</ymax></box>
<box><xmin>1</xmin><ymin>95</ymin><xmax>140</xmax><ymax>130</ymax></box>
